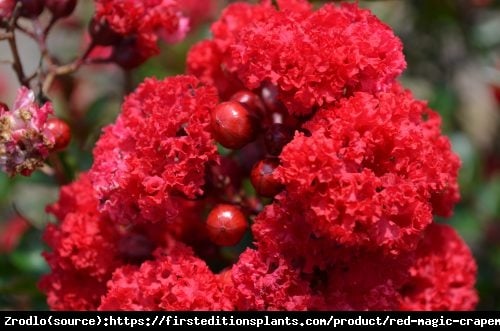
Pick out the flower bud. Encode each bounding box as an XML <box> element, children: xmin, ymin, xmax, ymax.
<box><xmin>206</xmin><ymin>204</ymin><xmax>248</xmax><ymax>246</ymax></box>
<box><xmin>46</xmin><ymin>117</ymin><xmax>71</xmax><ymax>151</ymax></box>
<box><xmin>250</xmin><ymin>158</ymin><xmax>283</xmax><ymax>197</ymax></box>
<box><xmin>45</xmin><ymin>0</ymin><xmax>77</xmax><ymax>18</ymax></box>
<box><xmin>210</xmin><ymin>101</ymin><xmax>258</xmax><ymax>150</ymax></box>
<box><xmin>18</xmin><ymin>0</ymin><xmax>45</xmax><ymax>18</ymax></box>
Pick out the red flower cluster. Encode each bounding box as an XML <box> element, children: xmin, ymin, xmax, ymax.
<box><xmin>89</xmin><ymin>76</ymin><xmax>218</xmax><ymax>224</ymax></box>
<box><xmin>274</xmin><ymin>85</ymin><xmax>460</xmax><ymax>254</ymax></box>
<box><xmin>92</xmin><ymin>0</ymin><xmax>188</xmax><ymax>67</ymax></box>
<box><xmin>41</xmin><ymin>0</ymin><xmax>478</xmax><ymax>311</ymax></box>
<box><xmin>40</xmin><ymin>172</ymin><xmax>222</xmax><ymax>310</ymax></box>
<box><xmin>400</xmin><ymin>223</ymin><xmax>478</xmax><ymax>310</ymax></box>
<box><xmin>100</xmin><ymin>244</ymin><xmax>232</xmax><ymax>310</ymax></box>
<box><xmin>187</xmin><ymin>0</ymin><xmax>405</xmax><ymax>115</ymax></box>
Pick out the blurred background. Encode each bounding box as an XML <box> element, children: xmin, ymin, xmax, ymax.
<box><xmin>0</xmin><ymin>0</ymin><xmax>499</xmax><ymax>310</ymax></box>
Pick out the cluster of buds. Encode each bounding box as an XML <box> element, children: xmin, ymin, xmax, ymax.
<box><xmin>0</xmin><ymin>0</ymin><xmax>77</xmax><ymax>20</ymax></box>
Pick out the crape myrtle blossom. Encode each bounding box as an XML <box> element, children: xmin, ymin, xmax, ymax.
<box><xmin>89</xmin><ymin>76</ymin><xmax>219</xmax><ymax>224</ymax></box>
<box><xmin>92</xmin><ymin>0</ymin><xmax>189</xmax><ymax>68</ymax></box>
<box><xmin>187</xmin><ymin>0</ymin><xmax>406</xmax><ymax>114</ymax></box>
<box><xmin>40</xmin><ymin>0</ymin><xmax>478</xmax><ymax>311</ymax></box>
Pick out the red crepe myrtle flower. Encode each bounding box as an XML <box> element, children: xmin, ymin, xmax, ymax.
<box><xmin>40</xmin><ymin>172</ymin><xmax>218</xmax><ymax>310</ymax></box>
<box><xmin>178</xmin><ymin>0</ymin><xmax>217</xmax><ymax>29</ymax></box>
<box><xmin>40</xmin><ymin>0</ymin><xmax>477</xmax><ymax>311</ymax></box>
<box><xmin>273</xmin><ymin>85</ymin><xmax>460</xmax><ymax>253</ymax></box>
<box><xmin>40</xmin><ymin>174</ymin><xmax>123</xmax><ymax>310</ymax></box>
<box><xmin>89</xmin><ymin>76</ymin><xmax>219</xmax><ymax>224</ymax></box>
<box><xmin>99</xmin><ymin>244</ymin><xmax>233</xmax><ymax>311</ymax></box>
<box><xmin>230</xmin><ymin>249</ymin><xmax>316</xmax><ymax>310</ymax></box>
<box><xmin>0</xmin><ymin>87</ymin><xmax>56</xmax><ymax>176</ymax></box>
<box><xmin>93</xmin><ymin>0</ymin><xmax>188</xmax><ymax>67</ymax></box>
<box><xmin>187</xmin><ymin>0</ymin><xmax>405</xmax><ymax>115</ymax></box>
<box><xmin>399</xmin><ymin>223</ymin><xmax>478</xmax><ymax>311</ymax></box>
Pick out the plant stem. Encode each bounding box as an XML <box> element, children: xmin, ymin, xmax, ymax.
<box><xmin>6</xmin><ymin>4</ymin><xmax>28</xmax><ymax>86</ymax></box>
<box><xmin>41</xmin><ymin>41</ymin><xmax>96</xmax><ymax>96</ymax></box>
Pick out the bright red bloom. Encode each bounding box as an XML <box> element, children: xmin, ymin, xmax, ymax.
<box><xmin>187</xmin><ymin>0</ymin><xmax>405</xmax><ymax>116</ymax></box>
<box><xmin>90</xmin><ymin>76</ymin><xmax>219</xmax><ymax>224</ymax></box>
<box><xmin>252</xmin><ymin>201</ymin><xmax>413</xmax><ymax>310</ymax></box>
<box><xmin>40</xmin><ymin>1</ymin><xmax>477</xmax><ymax>312</ymax></box>
<box><xmin>40</xmin><ymin>172</ymin><xmax>219</xmax><ymax>310</ymax></box>
<box><xmin>230</xmin><ymin>249</ymin><xmax>316</xmax><ymax>310</ymax></box>
<box><xmin>40</xmin><ymin>174</ymin><xmax>122</xmax><ymax>310</ymax></box>
<box><xmin>315</xmin><ymin>248</ymin><xmax>412</xmax><ymax>311</ymax></box>
<box><xmin>0</xmin><ymin>87</ymin><xmax>56</xmax><ymax>176</ymax></box>
<box><xmin>179</xmin><ymin>0</ymin><xmax>217</xmax><ymax>29</ymax></box>
<box><xmin>399</xmin><ymin>223</ymin><xmax>478</xmax><ymax>311</ymax></box>
<box><xmin>187</xmin><ymin>40</ymin><xmax>244</xmax><ymax>100</ymax></box>
<box><xmin>99</xmin><ymin>244</ymin><xmax>232</xmax><ymax>310</ymax></box>
<box><xmin>274</xmin><ymin>86</ymin><xmax>459</xmax><ymax>253</ymax></box>
<box><xmin>94</xmin><ymin>0</ymin><xmax>188</xmax><ymax>66</ymax></box>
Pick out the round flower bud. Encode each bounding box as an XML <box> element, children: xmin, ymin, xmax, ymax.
<box><xmin>118</xmin><ymin>233</ymin><xmax>155</xmax><ymax>265</ymax></box>
<box><xmin>250</xmin><ymin>158</ymin><xmax>283</xmax><ymax>197</ymax></box>
<box><xmin>0</xmin><ymin>0</ymin><xmax>15</xmax><ymax>20</ymax></box>
<box><xmin>18</xmin><ymin>0</ymin><xmax>45</xmax><ymax>18</ymax></box>
<box><xmin>264</xmin><ymin>123</ymin><xmax>293</xmax><ymax>156</ymax></box>
<box><xmin>230</xmin><ymin>90</ymin><xmax>265</xmax><ymax>120</ymax></box>
<box><xmin>260</xmin><ymin>82</ymin><xmax>285</xmax><ymax>113</ymax></box>
<box><xmin>45</xmin><ymin>0</ymin><xmax>77</xmax><ymax>18</ymax></box>
<box><xmin>46</xmin><ymin>118</ymin><xmax>71</xmax><ymax>151</ymax></box>
<box><xmin>210</xmin><ymin>101</ymin><xmax>258</xmax><ymax>150</ymax></box>
<box><xmin>206</xmin><ymin>204</ymin><xmax>248</xmax><ymax>246</ymax></box>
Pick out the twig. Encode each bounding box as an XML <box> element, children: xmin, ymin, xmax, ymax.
<box><xmin>6</xmin><ymin>3</ymin><xmax>28</xmax><ymax>86</ymax></box>
<box><xmin>32</xmin><ymin>18</ymin><xmax>58</xmax><ymax>67</ymax></box>
<box><xmin>41</xmin><ymin>41</ymin><xmax>97</xmax><ymax>95</ymax></box>
<box><xmin>0</xmin><ymin>32</ymin><xmax>13</xmax><ymax>40</ymax></box>
<box><xmin>43</xmin><ymin>16</ymin><xmax>58</xmax><ymax>36</ymax></box>
<box><xmin>46</xmin><ymin>154</ymin><xmax>69</xmax><ymax>185</ymax></box>
<box><xmin>14</xmin><ymin>22</ymin><xmax>36</xmax><ymax>40</ymax></box>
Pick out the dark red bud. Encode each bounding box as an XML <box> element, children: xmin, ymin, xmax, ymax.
<box><xmin>46</xmin><ymin>118</ymin><xmax>71</xmax><ymax>151</ymax></box>
<box><xmin>250</xmin><ymin>158</ymin><xmax>283</xmax><ymax>197</ymax></box>
<box><xmin>230</xmin><ymin>90</ymin><xmax>265</xmax><ymax>120</ymax></box>
<box><xmin>18</xmin><ymin>0</ymin><xmax>45</xmax><ymax>18</ymax></box>
<box><xmin>260</xmin><ymin>81</ymin><xmax>285</xmax><ymax>113</ymax></box>
<box><xmin>45</xmin><ymin>0</ymin><xmax>77</xmax><ymax>18</ymax></box>
<box><xmin>210</xmin><ymin>101</ymin><xmax>258</xmax><ymax>150</ymax></box>
<box><xmin>206</xmin><ymin>204</ymin><xmax>248</xmax><ymax>246</ymax></box>
<box><xmin>0</xmin><ymin>0</ymin><xmax>15</xmax><ymax>20</ymax></box>
<box><xmin>264</xmin><ymin>123</ymin><xmax>294</xmax><ymax>156</ymax></box>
